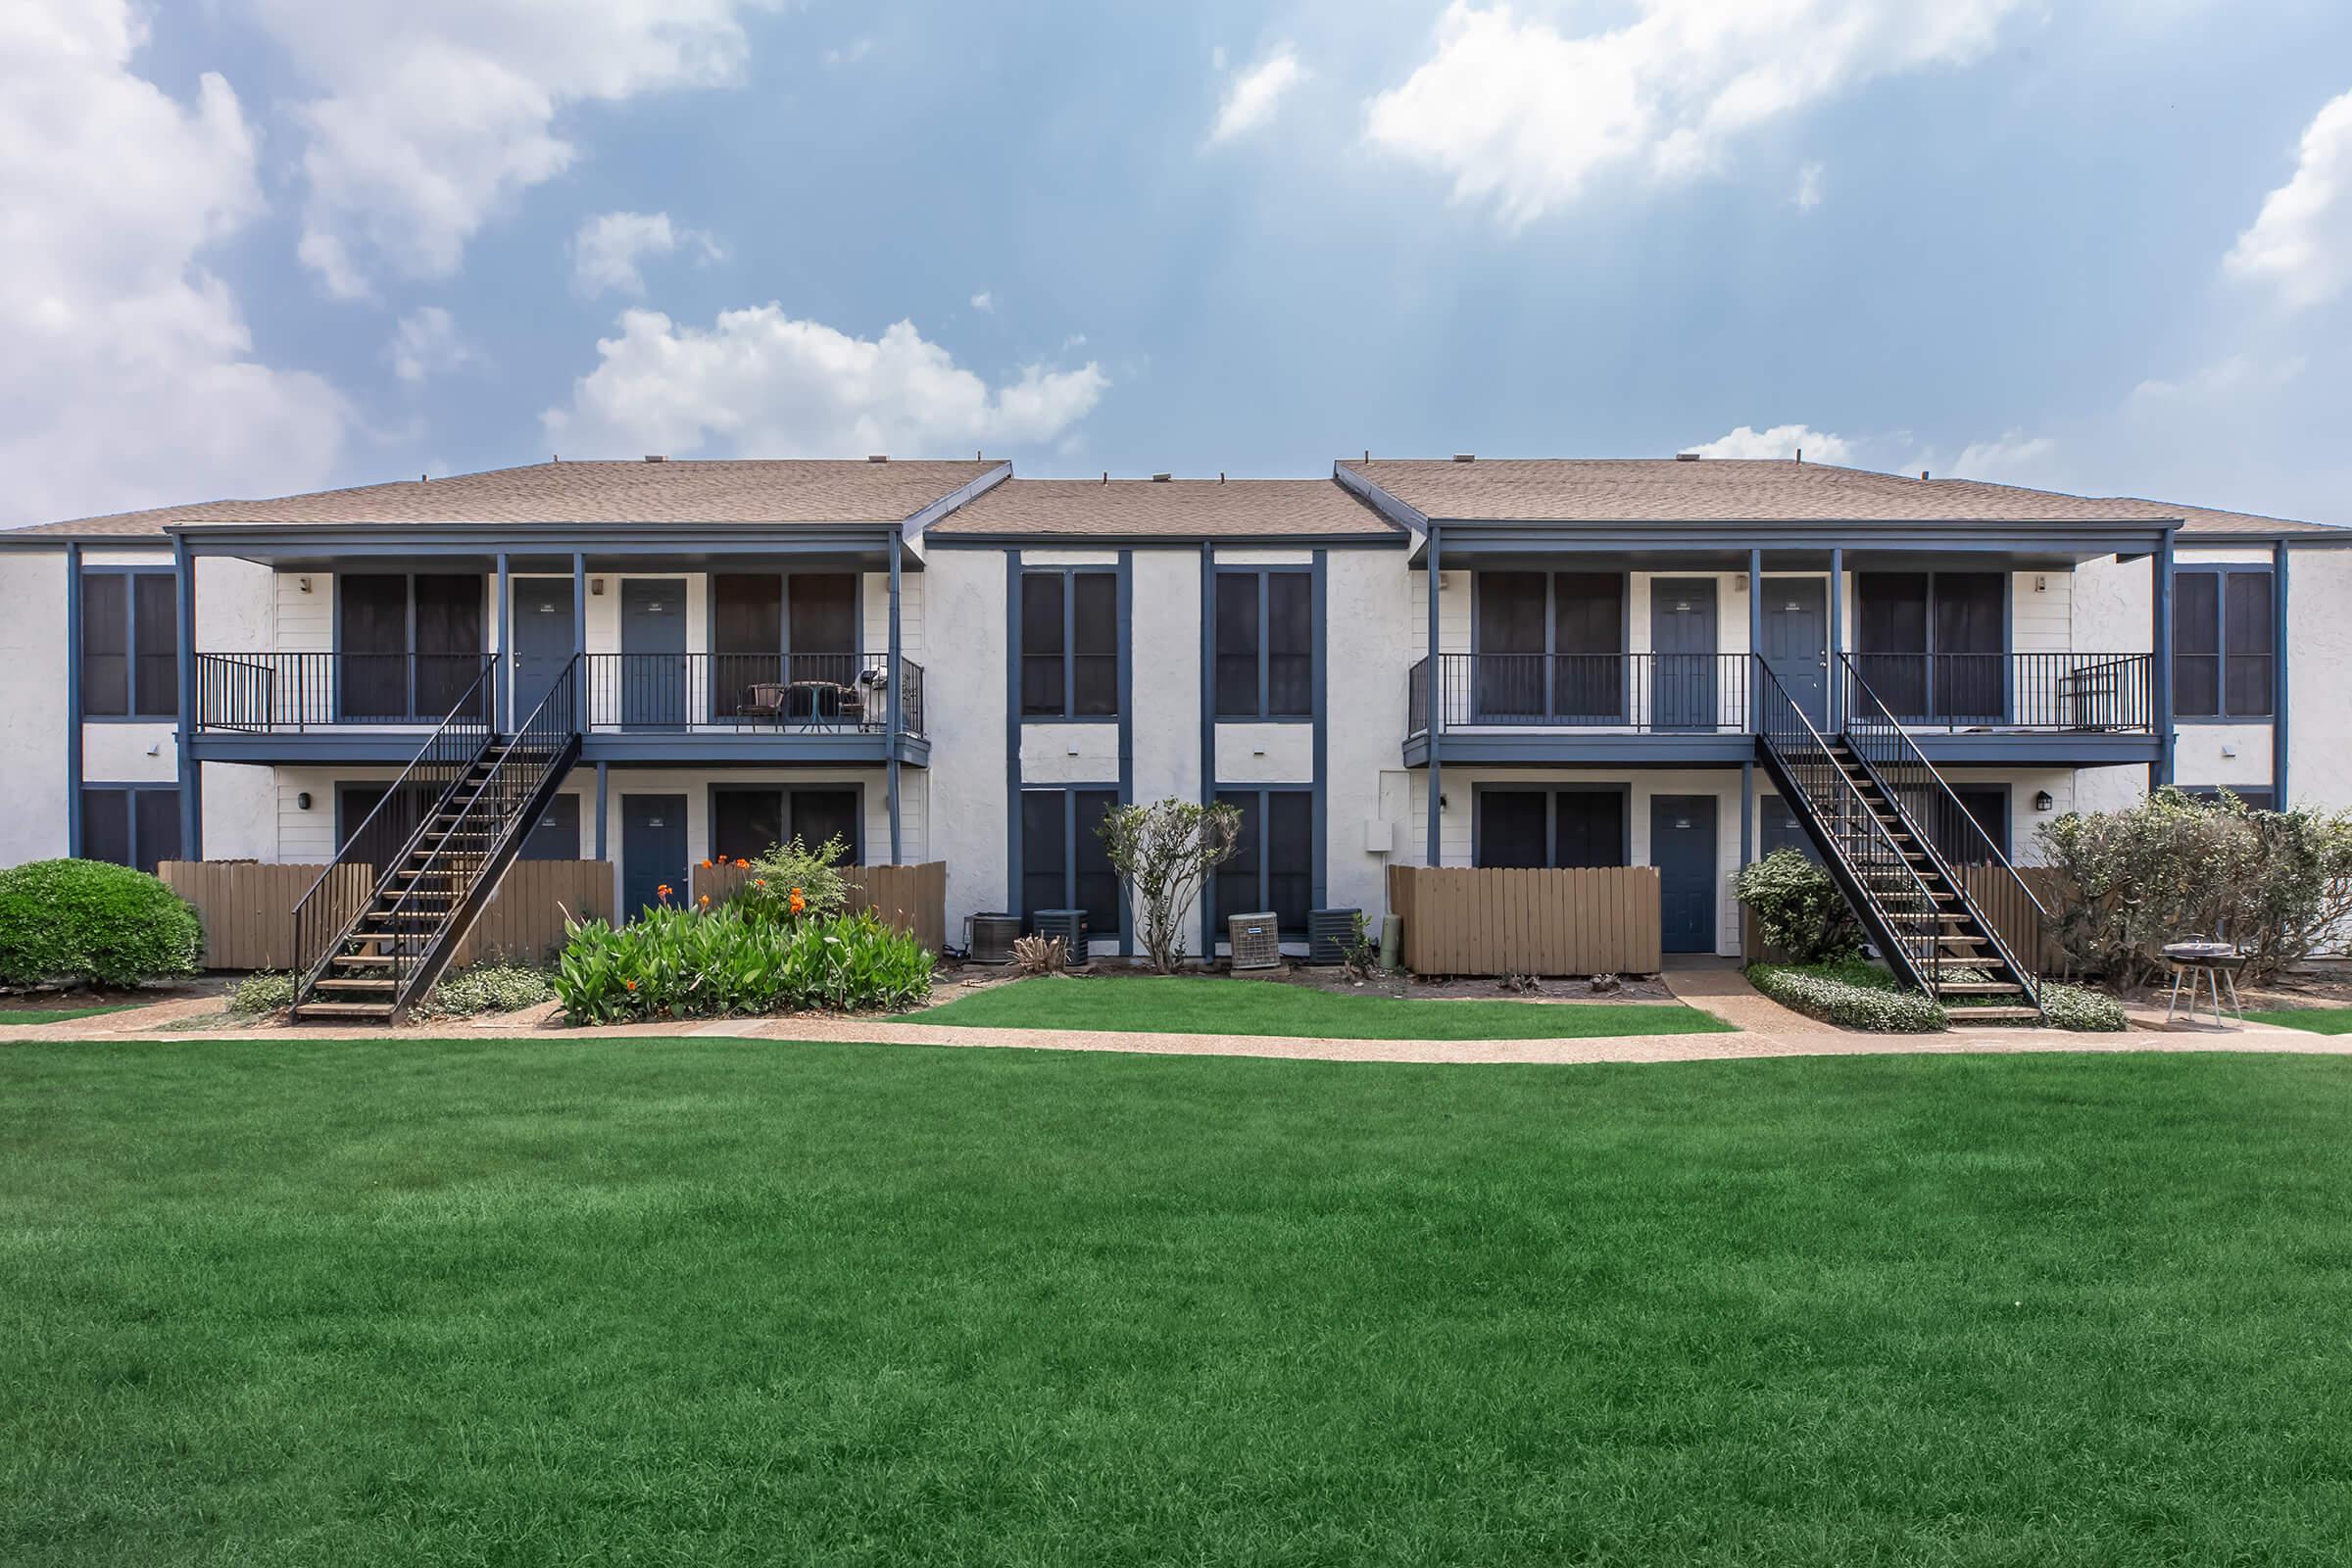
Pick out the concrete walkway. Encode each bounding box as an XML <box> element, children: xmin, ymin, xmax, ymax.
<box><xmin>7</xmin><ymin>972</ymin><xmax>2346</xmax><ymax>1067</ymax></box>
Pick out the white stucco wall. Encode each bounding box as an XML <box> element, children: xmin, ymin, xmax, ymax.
<box><xmin>2286</xmin><ymin>549</ymin><xmax>2352</xmax><ymax>813</ymax></box>
<box><xmin>924</xmin><ymin>550</ymin><xmax>1010</xmax><ymax>928</ymax></box>
<box><xmin>0</xmin><ymin>551</ymin><xmax>70</xmax><ymax>866</ymax></box>
<box><xmin>1213</xmin><ymin>723</ymin><xmax>1312</xmax><ymax>782</ymax></box>
<box><xmin>1324</xmin><ymin>548</ymin><xmax>1411</xmax><ymax>919</ymax></box>
<box><xmin>1021</xmin><ymin>722</ymin><xmax>1122</xmax><ymax>784</ymax></box>
<box><xmin>1129</xmin><ymin>549</ymin><xmax>1202</xmax><ymax>808</ymax></box>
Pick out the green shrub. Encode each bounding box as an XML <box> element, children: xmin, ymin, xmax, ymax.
<box><xmin>1747</xmin><ymin>959</ymin><xmax>1948</xmax><ymax>1033</ymax></box>
<box><xmin>2039</xmin><ymin>981</ymin><xmax>2129</xmax><ymax>1033</ymax></box>
<box><xmin>428</xmin><ymin>961</ymin><xmax>555</xmax><ymax>1016</ymax></box>
<box><xmin>0</xmin><ymin>859</ymin><xmax>203</xmax><ymax>987</ymax></box>
<box><xmin>229</xmin><ymin>970</ymin><xmax>295</xmax><ymax>1015</ymax></box>
<box><xmin>1735</xmin><ymin>849</ymin><xmax>1861</xmax><ymax>963</ymax></box>
<box><xmin>554</xmin><ymin>905</ymin><xmax>932</xmax><ymax>1025</ymax></box>
<box><xmin>734</xmin><ymin>835</ymin><xmax>854</xmax><ymax>924</ymax></box>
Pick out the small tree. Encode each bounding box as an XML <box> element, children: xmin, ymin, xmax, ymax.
<box><xmin>1098</xmin><ymin>799</ymin><xmax>1243</xmax><ymax>973</ymax></box>
<box><xmin>1735</xmin><ymin>849</ymin><xmax>1861</xmax><ymax>963</ymax></box>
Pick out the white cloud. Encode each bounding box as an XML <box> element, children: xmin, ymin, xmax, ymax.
<box><xmin>388</xmin><ymin>306</ymin><xmax>473</xmax><ymax>382</ymax></box>
<box><xmin>1793</xmin><ymin>161</ymin><xmax>1825</xmax><ymax>211</ymax></box>
<box><xmin>1688</xmin><ymin>423</ymin><xmax>1855</xmax><ymax>464</ymax></box>
<box><xmin>250</xmin><ymin>1</ymin><xmax>780</xmax><ymax>298</ymax></box>
<box><xmin>2225</xmin><ymin>89</ymin><xmax>2352</xmax><ymax>310</ymax></box>
<box><xmin>0</xmin><ymin>0</ymin><xmax>344</xmax><ymax>525</ymax></box>
<box><xmin>1365</xmin><ymin>1</ymin><xmax>2024</xmax><ymax>223</ymax></box>
<box><xmin>543</xmin><ymin>307</ymin><xmax>1110</xmax><ymax>457</ymax></box>
<box><xmin>1945</xmin><ymin>430</ymin><xmax>2059</xmax><ymax>484</ymax></box>
<box><xmin>1209</xmin><ymin>46</ymin><xmax>1306</xmax><ymax>145</ymax></box>
<box><xmin>823</xmin><ymin>36</ymin><xmax>874</xmax><ymax>68</ymax></box>
<box><xmin>970</xmin><ymin>290</ymin><xmax>995</xmax><ymax>313</ymax></box>
<box><xmin>572</xmin><ymin>210</ymin><xmax>723</xmax><ymax>297</ymax></box>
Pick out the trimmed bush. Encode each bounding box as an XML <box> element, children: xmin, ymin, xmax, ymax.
<box><xmin>0</xmin><ymin>859</ymin><xmax>203</xmax><ymax>987</ymax></box>
<box><xmin>229</xmin><ymin>971</ymin><xmax>295</xmax><ymax>1015</ymax></box>
<box><xmin>554</xmin><ymin>906</ymin><xmax>932</xmax><ymax>1025</ymax></box>
<box><xmin>428</xmin><ymin>962</ymin><xmax>556</xmax><ymax>1016</ymax></box>
<box><xmin>1747</xmin><ymin>959</ymin><xmax>1948</xmax><ymax>1033</ymax></box>
<box><xmin>733</xmin><ymin>835</ymin><xmax>854</xmax><ymax>924</ymax></box>
<box><xmin>1735</xmin><ymin>849</ymin><xmax>1861</xmax><ymax>963</ymax></box>
<box><xmin>2039</xmin><ymin>982</ymin><xmax>2129</xmax><ymax>1033</ymax></box>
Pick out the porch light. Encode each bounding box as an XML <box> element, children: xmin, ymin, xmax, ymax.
<box><xmin>297</xmin><ymin>576</ymin><xmax>313</xmax><ymax>593</ymax></box>
<box><xmin>2034</xmin><ymin>791</ymin><xmax>2055</xmax><ymax>812</ymax></box>
<box><xmin>297</xmin><ymin>792</ymin><xmax>312</xmax><ymax>810</ymax></box>
<box><xmin>592</xmin><ymin>579</ymin><xmax>606</xmax><ymax>595</ymax></box>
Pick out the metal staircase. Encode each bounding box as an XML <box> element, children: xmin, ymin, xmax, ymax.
<box><xmin>1754</xmin><ymin>658</ymin><xmax>2044</xmax><ymax>1022</ymax></box>
<box><xmin>289</xmin><ymin>658</ymin><xmax>581</xmax><ymax>1024</ymax></box>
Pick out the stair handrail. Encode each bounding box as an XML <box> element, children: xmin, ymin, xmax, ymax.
<box><xmin>1754</xmin><ymin>659</ymin><xmax>1948</xmax><ymax>992</ymax></box>
<box><xmin>369</xmin><ymin>657</ymin><xmax>583</xmax><ymax>1006</ymax></box>
<box><xmin>1838</xmin><ymin>652</ymin><xmax>2045</xmax><ymax>1014</ymax></box>
<box><xmin>290</xmin><ymin>663</ymin><xmax>497</xmax><ymax>999</ymax></box>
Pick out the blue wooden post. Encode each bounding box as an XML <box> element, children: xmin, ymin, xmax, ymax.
<box><xmin>65</xmin><ymin>544</ymin><xmax>82</xmax><ymax>857</ymax></box>
<box><xmin>2152</xmin><ymin>530</ymin><xmax>2176</xmax><ymax>791</ymax></box>
<box><xmin>1425</xmin><ymin>524</ymin><xmax>1444</xmax><ymax>866</ymax></box>
<box><xmin>494</xmin><ymin>552</ymin><xmax>512</xmax><ymax>730</ymax></box>
<box><xmin>886</xmin><ymin>535</ymin><xmax>903</xmax><ymax>864</ymax></box>
<box><xmin>594</xmin><ymin>760</ymin><xmax>609</xmax><ymax>858</ymax></box>
<box><xmin>1828</xmin><ymin>546</ymin><xmax>1844</xmax><ymax>731</ymax></box>
<box><xmin>2274</xmin><ymin>540</ymin><xmax>2290</xmax><ymax>807</ymax></box>
<box><xmin>1747</xmin><ymin>548</ymin><xmax>1763</xmax><ymax>733</ymax></box>
<box><xmin>571</xmin><ymin>553</ymin><xmax>588</xmax><ymax>731</ymax></box>
<box><xmin>173</xmin><ymin>535</ymin><xmax>201</xmax><ymax>859</ymax></box>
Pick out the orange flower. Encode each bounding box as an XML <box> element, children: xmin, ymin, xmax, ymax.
<box><xmin>735</xmin><ymin>858</ymin><xmax>750</xmax><ymax>868</ymax></box>
<box><xmin>657</xmin><ymin>883</ymin><xmax>671</xmax><ymax>901</ymax></box>
<box><xmin>788</xmin><ymin>887</ymin><xmax>806</xmax><ymax>916</ymax></box>
<box><xmin>753</xmin><ymin>878</ymin><xmax>766</xmax><ymax>888</ymax></box>
<box><xmin>698</xmin><ymin>894</ymin><xmax>710</xmax><ymax>907</ymax></box>
<box><xmin>701</xmin><ymin>858</ymin><xmax>713</xmax><ymax>869</ymax></box>
<box><xmin>623</xmin><ymin>979</ymin><xmax>637</xmax><ymax>992</ymax></box>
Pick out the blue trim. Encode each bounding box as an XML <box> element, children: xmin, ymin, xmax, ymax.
<box><xmin>64</xmin><ymin>544</ymin><xmax>82</xmax><ymax>856</ymax></box>
<box><xmin>189</xmin><ymin>730</ymin><xmax>925</xmax><ymax>767</ymax></box>
<box><xmin>594</xmin><ymin>762</ymin><xmax>609</xmax><ymax>859</ymax></box>
<box><xmin>1005</xmin><ymin>549</ymin><xmax>1023</xmax><ymax>914</ymax></box>
<box><xmin>1828</xmin><ymin>547</ymin><xmax>1844</xmax><ymax>729</ymax></box>
<box><xmin>172</xmin><ymin>538</ymin><xmax>199</xmax><ymax>858</ymax></box>
<box><xmin>1199</xmin><ymin>544</ymin><xmax>1216</xmax><ymax>956</ymax></box>
<box><xmin>1740</xmin><ymin>759</ymin><xmax>1754</xmax><ymax>868</ymax></box>
<box><xmin>1209</xmin><ymin>563</ymin><xmax>1316</xmax><ymax>720</ymax></box>
<box><xmin>74</xmin><ymin>564</ymin><xmax>180</xmax><ymax>721</ymax></box>
<box><xmin>1116</xmin><ymin>549</ymin><xmax>1135</xmax><ymax>956</ymax></box>
<box><xmin>177</xmin><ymin>523</ymin><xmax>912</xmax><ymax>558</ymax></box>
<box><xmin>1206</xmin><ymin>782</ymin><xmax>1319</xmax><ymax>942</ymax></box>
<box><xmin>1425</xmin><ymin>523</ymin><xmax>1443</xmax><ymax>866</ymax></box>
<box><xmin>887</xmin><ymin>546</ymin><xmax>903</xmax><ymax>861</ymax></box>
<box><xmin>2154</xmin><ymin>534</ymin><xmax>2176</xmax><ymax>788</ymax></box>
<box><xmin>572</xmin><ymin>554</ymin><xmax>588</xmax><ymax>664</ymax></box>
<box><xmin>1746</xmin><ymin>549</ymin><xmax>1763</xmax><ymax>734</ymax></box>
<box><xmin>928</xmin><ymin>531</ymin><xmax>1406</xmax><ymax>551</ymax></box>
<box><xmin>1310</xmin><ymin>550</ymin><xmax>1328</xmax><ymax>911</ymax></box>
<box><xmin>494</xmin><ymin>553</ymin><xmax>513</xmax><ymax>729</ymax></box>
<box><xmin>2275</xmin><ymin>541</ymin><xmax>2290</xmax><ymax>806</ymax></box>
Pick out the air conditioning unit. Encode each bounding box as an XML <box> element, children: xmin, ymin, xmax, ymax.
<box><xmin>1032</xmin><ymin>908</ymin><xmax>1091</xmax><ymax>965</ymax></box>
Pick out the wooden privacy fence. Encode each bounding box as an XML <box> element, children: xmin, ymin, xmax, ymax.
<box><xmin>1386</xmin><ymin>865</ymin><xmax>1662</xmax><ymax>976</ymax></box>
<box><xmin>691</xmin><ymin>860</ymin><xmax>950</xmax><ymax>954</ymax></box>
<box><xmin>1740</xmin><ymin>863</ymin><xmax>2068</xmax><ymax>975</ymax></box>
<box><xmin>161</xmin><ymin>859</ymin><xmax>612</xmax><ymax>970</ymax></box>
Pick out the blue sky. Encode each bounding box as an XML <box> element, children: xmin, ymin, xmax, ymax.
<box><xmin>7</xmin><ymin>1</ymin><xmax>2351</xmax><ymax>526</ymax></box>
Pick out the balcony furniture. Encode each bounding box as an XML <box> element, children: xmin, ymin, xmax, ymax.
<box><xmin>2163</xmin><ymin>939</ymin><xmax>2247</xmax><ymax>1025</ymax></box>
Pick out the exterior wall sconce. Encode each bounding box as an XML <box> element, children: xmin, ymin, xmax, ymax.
<box><xmin>297</xmin><ymin>792</ymin><xmax>313</xmax><ymax>810</ymax></box>
<box><xmin>2034</xmin><ymin>790</ymin><xmax>2055</xmax><ymax>812</ymax></box>
<box><xmin>591</xmin><ymin>578</ymin><xmax>607</xmax><ymax>595</ymax></box>
<box><xmin>2034</xmin><ymin>576</ymin><xmax>2047</xmax><ymax>592</ymax></box>
<box><xmin>297</xmin><ymin>576</ymin><xmax>313</xmax><ymax>593</ymax></box>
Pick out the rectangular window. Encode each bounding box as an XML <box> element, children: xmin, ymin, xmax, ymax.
<box><xmin>1472</xmin><ymin>571</ymin><xmax>1625</xmax><ymax>721</ymax></box>
<box><xmin>1215</xmin><ymin>568</ymin><xmax>1312</xmax><ymax>718</ymax></box>
<box><xmin>1019</xmin><ymin>788</ymin><xmax>1120</xmax><ymax>939</ymax></box>
<box><xmin>1474</xmin><ymin>789</ymin><xmax>1628</xmax><ymax>869</ymax></box>
<box><xmin>1213</xmin><ymin>787</ymin><xmax>1313</xmax><ymax>935</ymax></box>
<box><xmin>2174</xmin><ymin>568</ymin><xmax>2274</xmax><ymax>718</ymax></box>
<box><xmin>78</xmin><ymin>784</ymin><xmax>180</xmax><ymax>873</ymax></box>
<box><xmin>79</xmin><ymin>570</ymin><xmax>179</xmax><ymax>719</ymax></box>
<box><xmin>1019</xmin><ymin>570</ymin><xmax>1119</xmax><ymax>718</ymax></box>
<box><xmin>710</xmin><ymin>786</ymin><xmax>862</xmax><ymax>863</ymax></box>
<box><xmin>1930</xmin><ymin>786</ymin><xmax>2010</xmax><ymax>867</ymax></box>
<box><xmin>338</xmin><ymin>572</ymin><xmax>484</xmax><ymax>721</ymax></box>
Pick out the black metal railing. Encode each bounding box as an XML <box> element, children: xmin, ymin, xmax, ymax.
<box><xmin>1837</xmin><ymin>655</ymin><xmax>2045</xmax><ymax>1011</ymax></box>
<box><xmin>1405</xmin><ymin>653</ymin><xmax>1750</xmax><ymax>736</ymax></box>
<box><xmin>1756</xmin><ymin>661</ymin><xmax>1950</xmax><ymax>994</ymax></box>
<box><xmin>581</xmin><ymin>652</ymin><xmax>923</xmax><ymax>735</ymax></box>
<box><xmin>1845</xmin><ymin>652</ymin><xmax>2153</xmax><ymax>732</ymax></box>
<box><xmin>289</xmin><ymin>664</ymin><xmax>496</xmax><ymax>996</ymax></box>
<box><xmin>194</xmin><ymin>652</ymin><xmax>494</xmax><ymax>731</ymax></box>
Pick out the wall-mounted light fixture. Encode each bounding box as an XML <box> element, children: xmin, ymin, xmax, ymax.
<box><xmin>297</xmin><ymin>576</ymin><xmax>313</xmax><ymax>594</ymax></box>
<box><xmin>297</xmin><ymin>792</ymin><xmax>313</xmax><ymax>810</ymax></box>
<box><xmin>591</xmin><ymin>578</ymin><xmax>607</xmax><ymax>596</ymax></box>
<box><xmin>2034</xmin><ymin>790</ymin><xmax>2055</xmax><ymax>812</ymax></box>
<box><xmin>2034</xmin><ymin>575</ymin><xmax>2047</xmax><ymax>593</ymax></box>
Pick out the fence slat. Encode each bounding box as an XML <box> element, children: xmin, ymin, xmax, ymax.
<box><xmin>1386</xmin><ymin>865</ymin><xmax>1663</xmax><ymax>977</ymax></box>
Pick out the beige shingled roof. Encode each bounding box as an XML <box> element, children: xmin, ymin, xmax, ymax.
<box><xmin>1339</xmin><ymin>458</ymin><xmax>2175</xmax><ymax>524</ymax></box>
<box><xmin>2107</xmin><ymin>496</ymin><xmax>2343</xmax><ymax>538</ymax></box>
<box><xmin>928</xmin><ymin>477</ymin><xmax>1396</xmax><ymax>539</ymax></box>
<box><xmin>7</xmin><ymin>459</ymin><xmax>1004</xmax><ymax>537</ymax></box>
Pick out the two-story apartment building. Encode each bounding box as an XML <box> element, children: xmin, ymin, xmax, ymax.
<box><xmin>2</xmin><ymin>452</ymin><xmax>2343</xmax><ymax>1012</ymax></box>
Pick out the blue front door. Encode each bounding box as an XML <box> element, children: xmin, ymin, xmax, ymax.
<box><xmin>511</xmin><ymin>578</ymin><xmax>575</xmax><ymax>721</ymax></box>
<box><xmin>621</xmin><ymin>794</ymin><xmax>688</xmax><ymax>918</ymax></box>
<box><xmin>1651</xmin><ymin>795</ymin><xmax>1717</xmax><ymax>954</ymax></box>
<box><xmin>1651</xmin><ymin>579</ymin><xmax>1718</xmax><ymax>731</ymax></box>
<box><xmin>620</xmin><ymin>578</ymin><xmax>686</xmax><ymax>727</ymax></box>
<box><xmin>1763</xmin><ymin>577</ymin><xmax>1828</xmax><ymax>728</ymax></box>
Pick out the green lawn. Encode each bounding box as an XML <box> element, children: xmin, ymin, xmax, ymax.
<box><xmin>0</xmin><ymin>1003</ymin><xmax>136</xmax><ymax>1026</ymax></box>
<box><xmin>5</xmin><ymin>1042</ymin><xmax>2351</xmax><ymax>1563</ymax></box>
<box><xmin>910</xmin><ymin>974</ymin><xmax>1735</xmax><ymax>1039</ymax></box>
<box><xmin>2247</xmin><ymin>1005</ymin><xmax>2352</xmax><ymax>1035</ymax></box>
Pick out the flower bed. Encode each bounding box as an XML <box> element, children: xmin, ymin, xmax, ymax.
<box><xmin>554</xmin><ymin>905</ymin><xmax>931</xmax><ymax>1025</ymax></box>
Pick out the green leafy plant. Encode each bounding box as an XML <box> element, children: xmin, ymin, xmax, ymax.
<box><xmin>428</xmin><ymin>961</ymin><xmax>556</xmax><ymax>1016</ymax></box>
<box><xmin>0</xmin><ymin>859</ymin><xmax>203</xmax><ymax>987</ymax></box>
<box><xmin>1338</xmin><ymin>910</ymin><xmax>1383</xmax><ymax>981</ymax></box>
<box><xmin>2036</xmin><ymin>790</ymin><xmax>2352</xmax><ymax>985</ymax></box>
<box><xmin>1736</xmin><ymin>849</ymin><xmax>1861</xmax><ymax>963</ymax></box>
<box><xmin>229</xmin><ymin>971</ymin><xmax>295</xmax><ymax>1015</ymax></box>
<box><xmin>2038</xmin><ymin>982</ymin><xmax>2129</xmax><ymax>1033</ymax></box>
<box><xmin>1098</xmin><ymin>799</ymin><xmax>1243</xmax><ymax>974</ymax></box>
<box><xmin>1746</xmin><ymin>958</ymin><xmax>1948</xmax><ymax>1033</ymax></box>
<box><xmin>553</xmin><ymin>905</ymin><xmax>931</xmax><ymax>1025</ymax></box>
<box><xmin>734</xmin><ymin>835</ymin><xmax>854</xmax><ymax>924</ymax></box>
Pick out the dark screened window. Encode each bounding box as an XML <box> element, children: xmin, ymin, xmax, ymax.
<box><xmin>1475</xmin><ymin>790</ymin><xmax>1627</xmax><ymax>869</ymax></box>
<box><xmin>1855</xmin><ymin>571</ymin><xmax>2003</xmax><ymax>721</ymax></box>
<box><xmin>80</xmin><ymin>785</ymin><xmax>179</xmax><ymax>873</ymax></box>
<box><xmin>1020</xmin><ymin>788</ymin><xmax>1119</xmax><ymax>937</ymax></box>
<box><xmin>1931</xmin><ymin>786</ymin><xmax>2011</xmax><ymax>866</ymax></box>
<box><xmin>1473</xmin><ymin>571</ymin><xmax>1625</xmax><ymax>720</ymax></box>
<box><xmin>2174</xmin><ymin>569</ymin><xmax>2274</xmax><ymax>719</ymax></box>
<box><xmin>80</xmin><ymin>571</ymin><xmax>178</xmax><ymax>719</ymax></box>
<box><xmin>1214</xmin><ymin>788</ymin><xmax>1312</xmax><ymax>934</ymax></box>
<box><xmin>2184</xmin><ymin>786</ymin><xmax>2277</xmax><ymax>810</ymax></box>
<box><xmin>710</xmin><ymin>787</ymin><xmax>860</xmax><ymax>862</ymax></box>
<box><xmin>338</xmin><ymin>573</ymin><xmax>484</xmax><ymax>720</ymax></box>
<box><xmin>1020</xmin><ymin>571</ymin><xmax>1117</xmax><ymax>717</ymax></box>
<box><xmin>1215</xmin><ymin>569</ymin><xmax>1311</xmax><ymax>718</ymax></box>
